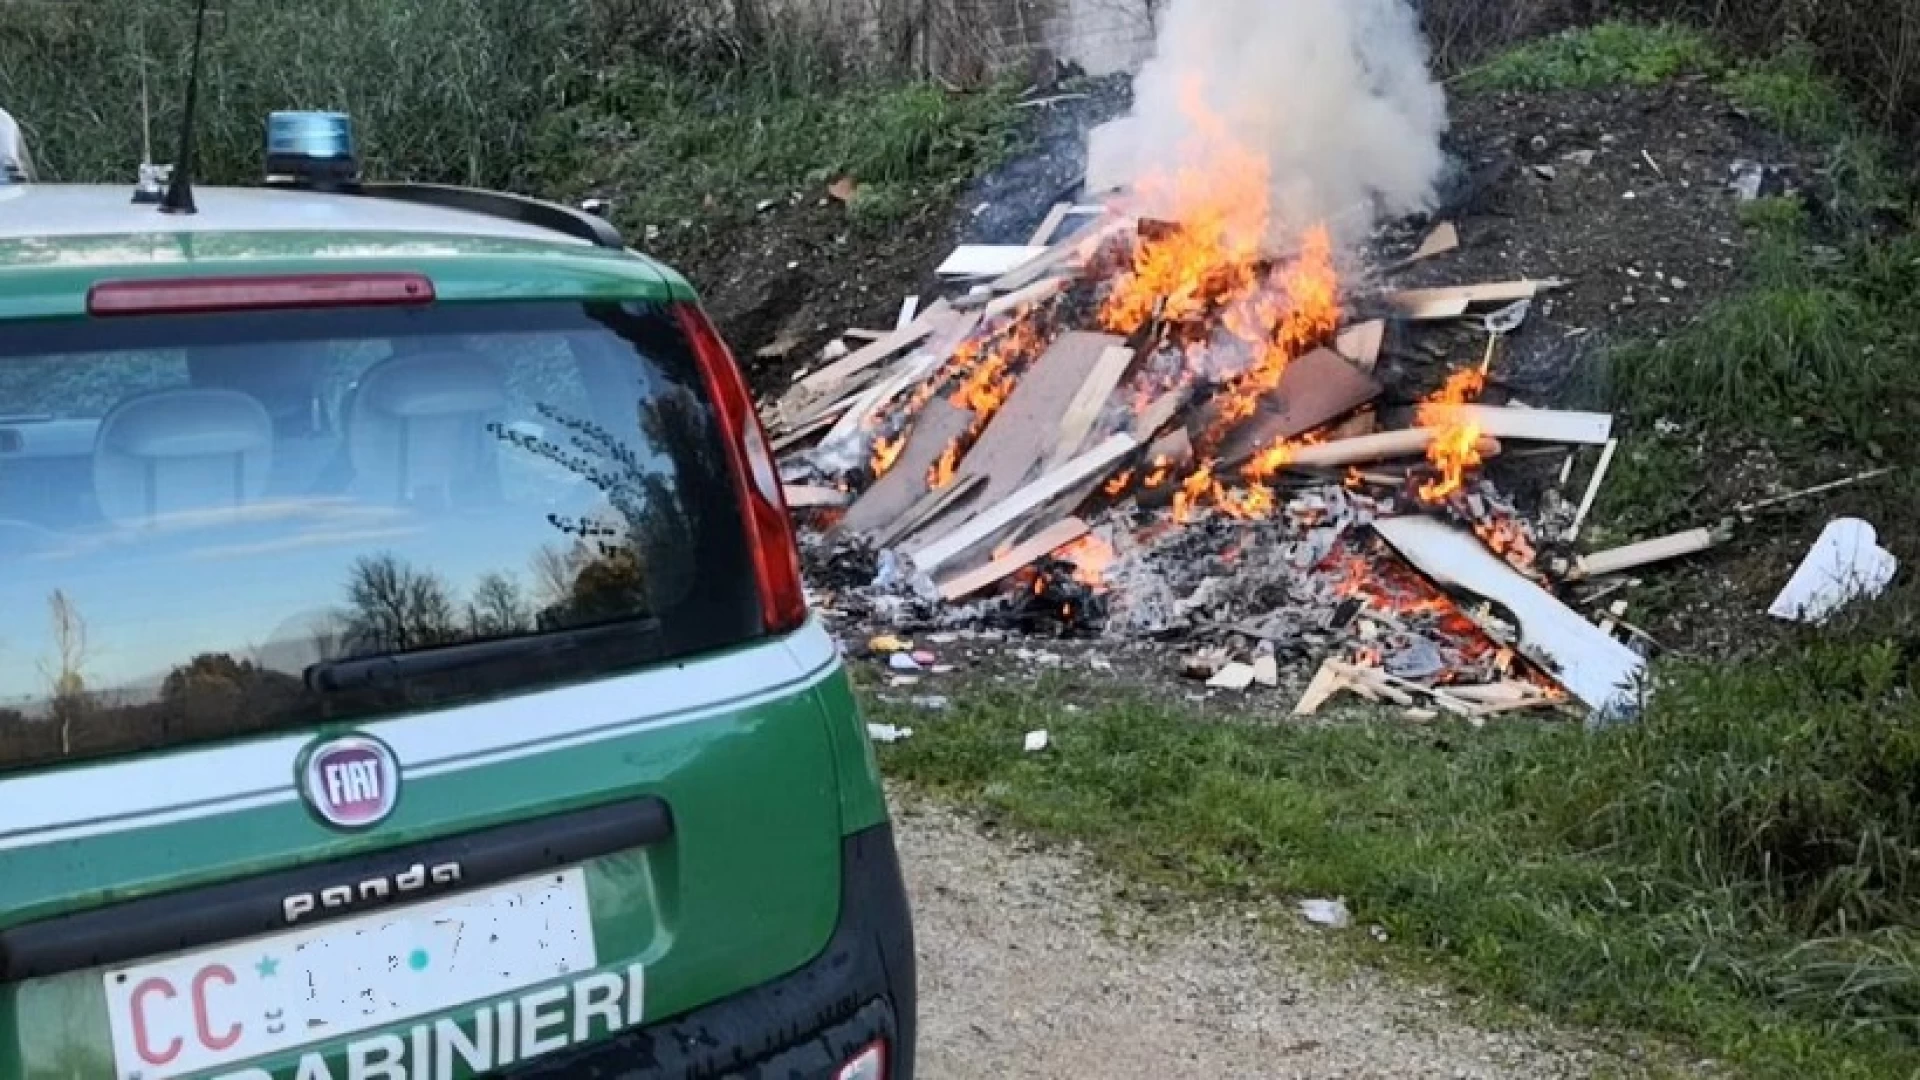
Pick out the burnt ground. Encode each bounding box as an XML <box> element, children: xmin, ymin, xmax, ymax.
<box><xmin>711</xmin><ymin>74</ymin><xmax>1846</xmax><ymax>699</ymax></box>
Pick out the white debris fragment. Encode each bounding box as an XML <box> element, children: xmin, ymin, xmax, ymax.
<box><xmin>1769</xmin><ymin>518</ymin><xmax>1898</xmax><ymax>624</ymax></box>
<box><xmin>1208</xmin><ymin>662</ymin><xmax>1259</xmax><ymax>691</ymax></box>
<box><xmin>1023</xmin><ymin>730</ymin><xmax>1051</xmax><ymax>753</ymax></box>
<box><xmin>1299</xmin><ymin>898</ymin><xmax>1351</xmax><ymax>929</ymax></box>
<box><xmin>868</xmin><ymin>723</ymin><xmax>914</xmax><ymax>744</ymax></box>
<box><xmin>889</xmin><ymin>652</ymin><xmax>924</xmax><ymax>672</ymax></box>
<box><xmin>1251</xmin><ymin>656</ymin><xmax>1280</xmax><ymax>688</ymax></box>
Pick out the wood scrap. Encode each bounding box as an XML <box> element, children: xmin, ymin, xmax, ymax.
<box><xmin>1027</xmin><ymin>202</ymin><xmax>1074</xmax><ymax>246</ymax></box>
<box><xmin>991</xmin><ymin>214</ymin><xmax>1131</xmax><ymax>293</ymax></box>
<box><xmin>778</xmin><ymin>301</ymin><xmax>953</xmax><ymax>418</ymax></box>
<box><xmin>782</xmin><ymin>485</ymin><xmax>851</xmax><ymax>509</ymax></box>
<box><xmin>1208</xmin><ymin>662</ymin><xmax>1258</xmax><ymax>691</ymax></box>
<box><xmin>1734</xmin><ymin>467</ymin><xmax>1897</xmax><ymax>516</ymax></box>
<box><xmin>1565</xmin><ymin>438</ymin><xmax>1620</xmax><ymax>541</ymax></box>
<box><xmin>1462</xmin><ymin>406</ymin><xmax>1614</xmax><ymax>446</ymax></box>
<box><xmin>875</xmin><ymin>475</ymin><xmax>983</xmax><ymax>551</ymax></box>
<box><xmin>896</xmin><ymin>295</ymin><xmax>920</xmax><ymax>329</ymax></box>
<box><xmin>1385</xmin><ymin>280</ymin><xmax>1563</xmax><ymax>320</ymax></box>
<box><xmin>1334</xmin><ymin>319</ymin><xmax>1385</xmax><ymax>371</ymax></box>
<box><xmin>837</xmin><ymin>400</ymin><xmax>973</xmax><ymax>538</ymax></box>
<box><xmin>1410</xmin><ymin>221</ymin><xmax>1460</xmax><ymax>261</ymax></box>
<box><xmin>908</xmin><ymin>434</ymin><xmax>1138</xmax><ymax>575</ymax></box>
<box><xmin>1292</xmin><ymin>659</ymin><xmax>1344</xmax><ymax>716</ymax></box>
<box><xmin>937</xmin><ymin>245</ymin><xmax>1048</xmax><ymax>279</ymax></box>
<box><xmin>1286</xmin><ymin>429</ymin><xmax>1502</xmax><ymax>469</ymax></box>
<box><xmin>983</xmin><ymin>276</ymin><xmax>1070</xmax><ymax>320</ymax></box>
<box><xmin>1568</xmin><ymin>528</ymin><xmax>1719</xmax><ymax>581</ymax></box>
<box><xmin>935</xmin><ymin>517</ymin><xmax>1089</xmax><ymax>601</ymax></box>
<box><xmin>1131</xmin><ymin>385</ymin><xmax>1194</xmax><ymax>443</ymax></box>
<box><xmin>1218</xmin><ymin>348</ymin><xmax>1382</xmax><ymax>466</ymax></box>
<box><xmin>911</xmin><ymin>331</ymin><xmax>1127</xmax><ymax>548</ymax></box>
<box><xmin>771</xmin><ymin>410</ymin><xmax>842</xmax><ymax>455</ymax></box>
<box><xmin>1049</xmin><ymin>345</ymin><xmax>1136</xmax><ymax>468</ymax></box>
<box><xmin>843</xmin><ymin>328</ymin><xmax>887</xmax><ymax>342</ymax></box>
<box><xmin>1374</xmin><ymin>516</ymin><xmax>1646</xmax><ymax>717</ymax></box>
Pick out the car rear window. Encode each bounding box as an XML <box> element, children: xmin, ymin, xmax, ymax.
<box><xmin>0</xmin><ymin>300</ymin><xmax>762</xmax><ymax>772</ymax></box>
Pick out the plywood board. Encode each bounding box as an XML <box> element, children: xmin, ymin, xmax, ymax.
<box><xmin>1049</xmin><ymin>345</ymin><xmax>1136</xmax><ymax>468</ymax></box>
<box><xmin>909</xmin><ymin>434</ymin><xmax>1137</xmax><ymax>575</ymax></box>
<box><xmin>1385</xmin><ymin>280</ymin><xmax>1560</xmax><ymax>320</ymax></box>
<box><xmin>936</xmin><ymin>518</ymin><xmax>1090</xmax><ymax>601</ymax></box>
<box><xmin>991</xmin><ymin>215</ymin><xmax>1132</xmax><ymax>293</ymax></box>
<box><xmin>1219</xmin><ymin>348</ymin><xmax>1382</xmax><ymax>466</ymax></box>
<box><xmin>1027</xmin><ymin>202</ymin><xmax>1075</xmax><ymax>246</ymax></box>
<box><xmin>777</xmin><ymin>301</ymin><xmax>953</xmax><ymax>417</ymax></box>
<box><xmin>937</xmin><ymin>245</ymin><xmax>1048</xmax><ymax>278</ymax></box>
<box><xmin>1410</xmin><ymin>221</ymin><xmax>1460</xmax><ymax>262</ymax></box>
<box><xmin>837</xmin><ymin>399</ymin><xmax>973</xmax><ymax>539</ymax></box>
<box><xmin>1463</xmin><ymin>405</ymin><xmax>1614</xmax><ymax>446</ymax></box>
<box><xmin>783</xmin><ymin>485</ymin><xmax>851</xmax><ymax>509</ymax></box>
<box><xmin>1374</xmin><ymin>516</ymin><xmax>1646</xmax><ymax>717</ymax></box>
<box><xmin>1335</xmin><ymin>319</ymin><xmax>1386</xmax><ymax>371</ymax></box>
<box><xmin>912</xmin><ymin>331</ymin><xmax>1127</xmax><ymax>548</ymax></box>
<box><xmin>876</xmin><ymin>475</ymin><xmax>983</xmax><ymax>551</ymax></box>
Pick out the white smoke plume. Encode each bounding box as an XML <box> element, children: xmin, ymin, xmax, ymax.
<box><xmin>1086</xmin><ymin>0</ymin><xmax>1449</xmax><ymax>246</ymax></box>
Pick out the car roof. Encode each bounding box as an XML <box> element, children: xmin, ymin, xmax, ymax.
<box><xmin>0</xmin><ymin>185</ymin><xmax>697</xmax><ymax>318</ymax></box>
<box><xmin>0</xmin><ymin>184</ymin><xmax>590</xmax><ymax>245</ymax></box>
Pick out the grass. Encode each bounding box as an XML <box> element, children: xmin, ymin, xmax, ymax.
<box><xmin>873</xmin><ymin>642</ymin><xmax>1920</xmax><ymax>1077</ymax></box>
<box><xmin>531</xmin><ymin>66</ymin><xmax>1020</xmax><ymax>232</ymax></box>
<box><xmin>1461</xmin><ymin>21</ymin><xmax>1722</xmax><ymax>92</ymax></box>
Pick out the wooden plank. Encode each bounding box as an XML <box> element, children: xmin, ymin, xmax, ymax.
<box><xmin>984</xmin><ymin>276</ymin><xmax>1070</xmax><ymax>321</ymax></box>
<box><xmin>1335</xmin><ymin>319</ymin><xmax>1385</xmax><ymax>371</ymax></box>
<box><xmin>1027</xmin><ymin>202</ymin><xmax>1075</xmax><ymax>246</ymax></box>
<box><xmin>909</xmin><ymin>434</ymin><xmax>1137</xmax><ymax>575</ymax></box>
<box><xmin>935</xmin><ymin>518</ymin><xmax>1090</xmax><ymax>601</ymax></box>
<box><xmin>1385</xmin><ymin>280</ymin><xmax>1561</xmax><ymax>320</ymax></box>
<box><xmin>1131</xmin><ymin>385</ymin><xmax>1193</xmax><ymax>442</ymax></box>
<box><xmin>1292</xmin><ymin>660</ymin><xmax>1347</xmax><ymax>716</ymax></box>
<box><xmin>1568</xmin><ymin>528</ymin><xmax>1719</xmax><ymax>580</ymax></box>
<box><xmin>777</xmin><ymin>301</ymin><xmax>952</xmax><ymax>416</ymax></box>
<box><xmin>1218</xmin><ymin>348</ymin><xmax>1382</xmax><ymax>466</ymax></box>
<box><xmin>838</xmin><ymin>399</ymin><xmax>974</xmax><ymax>538</ymax></box>
<box><xmin>1410</xmin><ymin>221</ymin><xmax>1460</xmax><ymax>262</ymax></box>
<box><xmin>1049</xmin><ymin>345</ymin><xmax>1136</xmax><ymax>468</ymax></box>
<box><xmin>991</xmin><ymin>215</ymin><xmax>1131</xmax><ymax>293</ymax></box>
<box><xmin>937</xmin><ymin>245</ymin><xmax>1048</xmax><ymax>278</ymax></box>
<box><xmin>1374</xmin><ymin>516</ymin><xmax>1646</xmax><ymax>717</ymax></box>
<box><xmin>911</xmin><ymin>331</ymin><xmax>1127</xmax><ymax>548</ymax></box>
<box><xmin>876</xmin><ymin>475</ymin><xmax>983</xmax><ymax>551</ymax></box>
<box><xmin>1565</xmin><ymin>438</ymin><xmax>1620</xmax><ymax>540</ymax></box>
<box><xmin>895</xmin><ymin>295</ymin><xmax>920</xmax><ymax>329</ymax></box>
<box><xmin>1462</xmin><ymin>405</ymin><xmax>1614</xmax><ymax>446</ymax></box>
<box><xmin>771</xmin><ymin>409</ymin><xmax>842</xmax><ymax>455</ymax></box>
<box><xmin>1288</xmin><ymin>429</ymin><xmax>1500</xmax><ymax>468</ymax></box>
<box><xmin>783</xmin><ymin>485</ymin><xmax>851</xmax><ymax>509</ymax></box>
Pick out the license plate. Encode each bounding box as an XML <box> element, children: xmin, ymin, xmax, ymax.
<box><xmin>103</xmin><ymin>869</ymin><xmax>595</xmax><ymax>1080</ymax></box>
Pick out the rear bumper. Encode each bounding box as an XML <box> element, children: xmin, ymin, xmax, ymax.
<box><xmin>505</xmin><ymin>822</ymin><xmax>916</xmax><ymax>1079</ymax></box>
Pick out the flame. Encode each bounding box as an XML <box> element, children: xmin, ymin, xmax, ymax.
<box><xmin>1103</xmin><ymin>469</ymin><xmax>1136</xmax><ymax>498</ymax></box>
<box><xmin>1415</xmin><ymin>366</ymin><xmax>1489</xmax><ymax>503</ymax></box>
<box><xmin>1059</xmin><ymin>534</ymin><xmax>1118</xmax><ymax>589</ymax></box>
<box><xmin>928</xmin><ymin>440</ymin><xmax>962</xmax><ymax>490</ymax></box>
<box><xmin>871</xmin><ymin>434</ymin><xmax>906</xmax><ymax>478</ymax></box>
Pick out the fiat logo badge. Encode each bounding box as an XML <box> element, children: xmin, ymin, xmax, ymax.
<box><xmin>300</xmin><ymin>734</ymin><xmax>401</xmax><ymax>830</ymax></box>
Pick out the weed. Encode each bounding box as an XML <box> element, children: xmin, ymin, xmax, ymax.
<box><xmin>872</xmin><ymin>650</ymin><xmax>1920</xmax><ymax>1076</ymax></box>
<box><xmin>1722</xmin><ymin>44</ymin><xmax>1854</xmax><ymax>145</ymax></box>
<box><xmin>1461</xmin><ymin>22</ymin><xmax>1721</xmax><ymax>92</ymax></box>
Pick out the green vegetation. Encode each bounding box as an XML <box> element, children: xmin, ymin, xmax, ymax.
<box><xmin>1461</xmin><ymin>21</ymin><xmax>1721</xmax><ymax>92</ymax></box>
<box><xmin>532</xmin><ymin>69</ymin><xmax>1019</xmax><ymax>230</ymax></box>
<box><xmin>0</xmin><ymin>0</ymin><xmax>1016</xmax><ymax>229</ymax></box>
<box><xmin>872</xmin><ymin>645</ymin><xmax>1920</xmax><ymax>1077</ymax></box>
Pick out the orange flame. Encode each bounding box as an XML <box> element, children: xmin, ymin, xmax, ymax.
<box><xmin>1415</xmin><ymin>366</ymin><xmax>1488</xmax><ymax>503</ymax></box>
<box><xmin>871</xmin><ymin>433</ymin><xmax>906</xmax><ymax>478</ymax></box>
<box><xmin>1059</xmin><ymin>534</ymin><xmax>1118</xmax><ymax>589</ymax></box>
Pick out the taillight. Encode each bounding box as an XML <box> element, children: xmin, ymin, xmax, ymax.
<box><xmin>834</xmin><ymin>1040</ymin><xmax>888</xmax><ymax>1080</ymax></box>
<box><xmin>88</xmin><ymin>273</ymin><xmax>435</xmax><ymax>316</ymax></box>
<box><xmin>676</xmin><ymin>302</ymin><xmax>809</xmax><ymax>635</ymax></box>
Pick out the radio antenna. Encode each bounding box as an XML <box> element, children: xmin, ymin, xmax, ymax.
<box><xmin>159</xmin><ymin>0</ymin><xmax>211</xmax><ymax>215</ymax></box>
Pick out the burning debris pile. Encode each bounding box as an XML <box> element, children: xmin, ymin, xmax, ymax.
<box><xmin>762</xmin><ymin>0</ymin><xmax>1679</xmax><ymax>722</ymax></box>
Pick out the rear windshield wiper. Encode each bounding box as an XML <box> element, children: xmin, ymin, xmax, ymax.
<box><xmin>305</xmin><ymin>617</ymin><xmax>664</xmax><ymax>694</ymax></box>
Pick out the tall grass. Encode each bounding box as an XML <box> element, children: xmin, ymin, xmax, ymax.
<box><xmin>0</xmin><ymin>0</ymin><xmax>591</xmax><ymax>188</ymax></box>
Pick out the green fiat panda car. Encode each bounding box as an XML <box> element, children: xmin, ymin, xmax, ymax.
<box><xmin>0</xmin><ymin>115</ymin><xmax>912</xmax><ymax>1080</ymax></box>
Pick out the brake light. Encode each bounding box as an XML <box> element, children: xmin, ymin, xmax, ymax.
<box><xmin>676</xmin><ymin>302</ymin><xmax>809</xmax><ymax>635</ymax></box>
<box><xmin>834</xmin><ymin>1040</ymin><xmax>887</xmax><ymax>1080</ymax></box>
<box><xmin>88</xmin><ymin>273</ymin><xmax>435</xmax><ymax>316</ymax></box>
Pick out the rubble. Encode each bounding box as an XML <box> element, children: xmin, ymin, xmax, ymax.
<box><xmin>762</xmin><ymin>166</ymin><xmax>1762</xmax><ymax>725</ymax></box>
<box><xmin>1769</xmin><ymin>518</ymin><xmax>1898</xmax><ymax>624</ymax></box>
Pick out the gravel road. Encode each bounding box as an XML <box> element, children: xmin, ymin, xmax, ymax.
<box><xmin>896</xmin><ymin>799</ymin><xmax>1610</xmax><ymax>1080</ymax></box>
